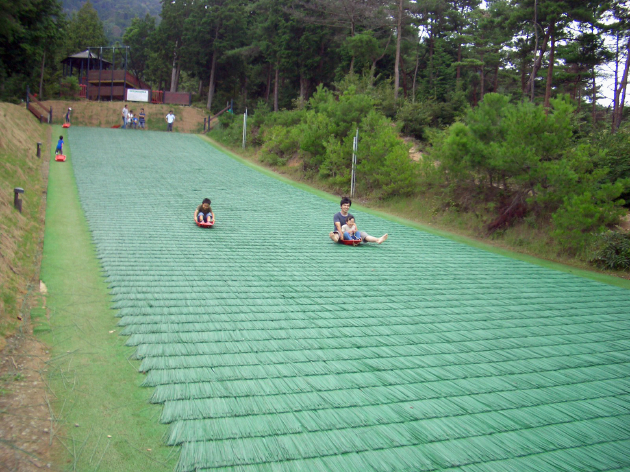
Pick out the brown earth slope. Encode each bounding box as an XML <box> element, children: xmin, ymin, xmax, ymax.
<box><xmin>42</xmin><ymin>100</ymin><xmax>208</xmax><ymax>133</ymax></box>
<box><xmin>0</xmin><ymin>102</ymin><xmax>52</xmax><ymax>471</ymax></box>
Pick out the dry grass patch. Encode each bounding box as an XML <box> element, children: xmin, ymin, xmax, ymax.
<box><xmin>0</xmin><ymin>103</ymin><xmax>49</xmax><ymax>347</ymax></box>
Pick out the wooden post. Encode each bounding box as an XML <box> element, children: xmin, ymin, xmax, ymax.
<box><xmin>14</xmin><ymin>188</ymin><xmax>24</xmax><ymax>213</ymax></box>
<box><xmin>37</xmin><ymin>142</ymin><xmax>42</xmax><ymax>158</ymax></box>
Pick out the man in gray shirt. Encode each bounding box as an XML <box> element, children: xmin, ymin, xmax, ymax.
<box><xmin>329</xmin><ymin>197</ymin><xmax>388</xmax><ymax>244</ymax></box>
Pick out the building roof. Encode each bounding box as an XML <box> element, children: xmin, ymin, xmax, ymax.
<box><xmin>61</xmin><ymin>50</ymin><xmax>113</xmax><ymax>69</ymax></box>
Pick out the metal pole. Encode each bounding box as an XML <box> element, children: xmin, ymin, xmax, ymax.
<box><xmin>124</xmin><ymin>47</ymin><xmax>128</xmax><ymax>101</ymax></box>
<box><xmin>98</xmin><ymin>47</ymin><xmax>102</xmax><ymax>101</ymax></box>
<box><xmin>204</xmin><ymin>117</ymin><xmax>207</xmax><ymax>132</ymax></box>
<box><xmin>351</xmin><ymin>128</ymin><xmax>358</xmax><ymax>197</ymax></box>
<box><xmin>242</xmin><ymin>108</ymin><xmax>247</xmax><ymax>149</ymax></box>
<box><xmin>111</xmin><ymin>46</ymin><xmax>115</xmax><ymax>101</ymax></box>
<box><xmin>87</xmin><ymin>49</ymin><xmax>90</xmax><ymax>101</ymax></box>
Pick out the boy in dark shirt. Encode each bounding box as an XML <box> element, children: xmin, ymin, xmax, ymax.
<box><xmin>194</xmin><ymin>198</ymin><xmax>214</xmax><ymax>223</ymax></box>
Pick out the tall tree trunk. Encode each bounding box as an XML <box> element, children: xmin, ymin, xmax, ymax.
<box><xmin>197</xmin><ymin>79</ymin><xmax>203</xmax><ymax>96</ymax></box>
<box><xmin>170</xmin><ymin>41</ymin><xmax>179</xmax><ymax>93</ymax></box>
<box><xmin>299</xmin><ymin>73</ymin><xmax>308</xmax><ymax>104</ymax></box>
<box><xmin>612</xmin><ymin>31</ymin><xmax>619</xmax><ymax>131</ymax></box>
<box><xmin>241</xmin><ymin>75</ymin><xmax>248</xmax><ymax>108</ymax></box>
<box><xmin>394</xmin><ymin>0</ymin><xmax>403</xmax><ymax>100</ymax></box>
<box><xmin>206</xmin><ymin>26</ymin><xmax>221</xmax><ymax>110</ymax></box>
<box><xmin>412</xmin><ymin>36</ymin><xmax>422</xmax><ymax>102</ymax></box>
<box><xmin>400</xmin><ymin>54</ymin><xmax>408</xmax><ymax>98</ymax></box>
<box><xmin>527</xmin><ymin>24</ymin><xmax>551</xmax><ymax>102</ymax></box>
<box><xmin>370</xmin><ymin>34</ymin><xmax>392</xmax><ymax>87</ymax></box>
<box><xmin>273</xmin><ymin>63</ymin><xmax>279</xmax><ymax>112</ymax></box>
<box><xmin>39</xmin><ymin>52</ymin><xmax>46</xmax><ymax>98</ymax></box>
<box><xmin>613</xmin><ymin>37</ymin><xmax>630</xmax><ymax>132</ymax></box>
<box><xmin>206</xmin><ymin>49</ymin><xmax>217</xmax><ymax>111</ymax></box>
<box><xmin>591</xmin><ymin>67</ymin><xmax>596</xmax><ymax>125</ymax></box>
<box><xmin>543</xmin><ymin>22</ymin><xmax>556</xmax><ymax>111</ymax></box>
<box><xmin>265</xmin><ymin>64</ymin><xmax>272</xmax><ymax>102</ymax></box>
<box><xmin>493</xmin><ymin>64</ymin><xmax>499</xmax><ymax>92</ymax></box>
<box><xmin>317</xmin><ymin>42</ymin><xmax>325</xmax><ymax>85</ymax></box>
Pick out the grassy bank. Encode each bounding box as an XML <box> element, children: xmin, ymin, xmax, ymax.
<box><xmin>0</xmin><ymin>103</ymin><xmax>50</xmax><ymax>349</ymax></box>
<box><xmin>38</xmin><ymin>126</ymin><xmax>177</xmax><ymax>470</ymax></box>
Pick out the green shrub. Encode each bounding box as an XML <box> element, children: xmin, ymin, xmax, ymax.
<box><xmin>60</xmin><ymin>76</ymin><xmax>80</xmax><ymax>99</ymax></box>
<box><xmin>590</xmin><ymin>231</ymin><xmax>630</xmax><ymax>270</ymax></box>
<box><xmin>208</xmin><ymin>112</ymin><xmax>243</xmax><ymax>146</ymax></box>
<box><xmin>552</xmin><ymin>183</ymin><xmax>628</xmax><ymax>254</ymax></box>
<box><xmin>260</xmin><ymin>126</ymin><xmax>300</xmax><ymax>165</ymax></box>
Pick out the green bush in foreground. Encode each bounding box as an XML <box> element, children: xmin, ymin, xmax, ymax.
<box><xmin>425</xmin><ymin>93</ymin><xmax>630</xmax><ymax>254</ymax></box>
<box><xmin>590</xmin><ymin>232</ymin><xmax>630</xmax><ymax>271</ymax></box>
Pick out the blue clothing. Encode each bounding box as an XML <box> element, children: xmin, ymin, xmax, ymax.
<box><xmin>197</xmin><ymin>212</ymin><xmax>212</xmax><ymax>223</ymax></box>
<box><xmin>343</xmin><ymin>231</ymin><xmax>361</xmax><ymax>241</ymax></box>
<box><xmin>55</xmin><ymin>138</ymin><xmax>63</xmax><ymax>152</ymax></box>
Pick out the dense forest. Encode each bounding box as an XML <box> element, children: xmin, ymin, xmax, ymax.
<box><xmin>61</xmin><ymin>0</ymin><xmax>162</xmax><ymax>40</ymax></box>
<box><xmin>0</xmin><ymin>0</ymin><xmax>629</xmax><ymax>270</ymax></box>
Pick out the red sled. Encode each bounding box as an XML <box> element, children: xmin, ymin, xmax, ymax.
<box><xmin>62</xmin><ymin>123</ymin><xmax>71</xmax><ymax>128</ymax></box>
<box><xmin>195</xmin><ymin>218</ymin><xmax>214</xmax><ymax>228</ymax></box>
<box><xmin>340</xmin><ymin>238</ymin><xmax>361</xmax><ymax>246</ymax></box>
<box><xmin>55</xmin><ymin>154</ymin><xmax>66</xmax><ymax>162</ymax></box>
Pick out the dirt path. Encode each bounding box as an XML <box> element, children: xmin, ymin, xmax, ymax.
<box><xmin>0</xmin><ymin>331</ymin><xmax>53</xmax><ymax>471</ymax></box>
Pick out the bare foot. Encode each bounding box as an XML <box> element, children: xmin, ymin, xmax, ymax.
<box><xmin>377</xmin><ymin>234</ymin><xmax>388</xmax><ymax>244</ymax></box>
<box><xmin>329</xmin><ymin>231</ymin><xmax>339</xmax><ymax>242</ymax></box>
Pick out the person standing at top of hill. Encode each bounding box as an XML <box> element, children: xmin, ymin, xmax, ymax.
<box><xmin>65</xmin><ymin>107</ymin><xmax>72</xmax><ymax>124</ymax></box>
<box><xmin>165</xmin><ymin>110</ymin><xmax>175</xmax><ymax>132</ymax></box>
<box><xmin>121</xmin><ymin>104</ymin><xmax>128</xmax><ymax>129</ymax></box>
<box><xmin>138</xmin><ymin>108</ymin><xmax>146</xmax><ymax>129</ymax></box>
<box><xmin>329</xmin><ymin>197</ymin><xmax>388</xmax><ymax>244</ymax></box>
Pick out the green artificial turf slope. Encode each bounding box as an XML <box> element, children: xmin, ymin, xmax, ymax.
<box><xmin>63</xmin><ymin>127</ymin><xmax>630</xmax><ymax>472</ymax></box>
<box><xmin>38</xmin><ymin>126</ymin><xmax>178</xmax><ymax>471</ymax></box>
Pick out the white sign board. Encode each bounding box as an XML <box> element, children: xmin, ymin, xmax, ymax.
<box><xmin>126</xmin><ymin>89</ymin><xmax>150</xmax><ymax>102</ymax></box>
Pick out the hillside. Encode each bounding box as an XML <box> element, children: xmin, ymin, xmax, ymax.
<box><xmin>0</xmin><ymin>104</ymin><xmax>49</xmax><ymax>348</ymax></box>
<box><xmin>42</xmin><ymin>100</ymin><xmax>208</xmax><ymax>132</ymax></box>
<box><xmin>62</xmin><ymin>0</ymin><xmax>161</xmax><ymax>39</ymax></box>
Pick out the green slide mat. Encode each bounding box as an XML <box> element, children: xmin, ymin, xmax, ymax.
<box><xmin>66</xmin><ymin>127</ymin><xmax>630</xmax><ymax>472</ymax></box>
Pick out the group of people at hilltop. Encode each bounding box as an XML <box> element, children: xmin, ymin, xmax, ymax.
<box><xmin>121</xmin><ymin>104</ymin><xmax>175</xmax><ymax>131</ymax></box>
<box><xmin>120</xmin><ymin>104</ymin><xmax>147</xmax><ymax>130</ymax></box>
